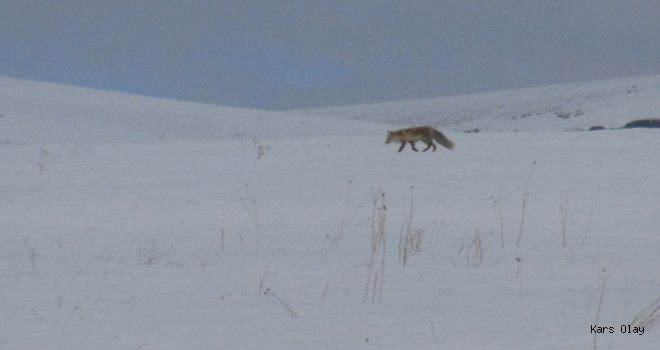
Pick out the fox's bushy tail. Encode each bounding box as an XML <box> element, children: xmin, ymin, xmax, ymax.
<box><xmin>433</xmin><ymin>129</ymin><xmax>455</xmax><ymax>150</ymax></box>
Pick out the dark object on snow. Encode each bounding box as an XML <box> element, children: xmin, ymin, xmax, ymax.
<box><xmin>621</xmin><ymin>119</ymin><xmax>660</xmax><ymax>129</ymax></box>
<box><xmin>589</xmin><ymin>126</ymin><xmax>606</xmax><ymax>131</ymax></box>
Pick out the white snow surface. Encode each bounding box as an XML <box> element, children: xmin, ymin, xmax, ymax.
<box><xmin>0</xmin><ymin>76</ymin><xmax>386</xmax><ymax>145</ymax></box>
<box><xmin>1</xmin><ymin>76</ymin><xmax>659</xmax><ymax>349</ymax></box>
<box><xmin>294</xmin><ymin>74</ymin><xmax>660</xmax><ymax>132</ymax></box>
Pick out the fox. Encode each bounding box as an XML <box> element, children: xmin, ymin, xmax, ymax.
<box><xmin>385</xmin><ymin>126</ymin><xmax>455</xmax><ymax>152</ymax></box>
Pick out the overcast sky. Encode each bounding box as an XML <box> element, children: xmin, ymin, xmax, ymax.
<box><xmin>2</xmin><ymin>1</ymin><xmax>660</xmax><ymax>109</ymax></box>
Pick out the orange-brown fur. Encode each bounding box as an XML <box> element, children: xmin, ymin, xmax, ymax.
<box><xmin>385</xmin><ymin>126</ymin><xmax>454</xmax><ymax>152</ymax></box>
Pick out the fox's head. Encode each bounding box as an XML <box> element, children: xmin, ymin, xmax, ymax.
<box><xmin>385</xmin><ymin>131</ymin><xmax>394</xmax><ymax>144</ymax></box>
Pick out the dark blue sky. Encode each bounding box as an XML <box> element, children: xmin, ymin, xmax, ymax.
<box><xmin>2</xmin><ymin>1</ymin><xmax>660</xmax><ymax>109</ymax></box>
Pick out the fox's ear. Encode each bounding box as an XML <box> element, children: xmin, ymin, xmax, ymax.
<box><xmin>387</xmin><ymin>130</ymin><xmax>393</xmax><ymax>135</ymax></box>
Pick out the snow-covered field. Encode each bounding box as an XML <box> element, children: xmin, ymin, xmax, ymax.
<box><xmin>295</xmin><ymin>74</ymin><xmax>660</xmax><ymax>133</ymax></box>
<box><xmin>1</xmin><ymin>76</ymin><xmax>659</xmax><ymax>349</ymax></box>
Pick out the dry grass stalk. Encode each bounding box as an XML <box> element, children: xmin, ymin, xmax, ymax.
<box><xmin>364</xmin><ymin>190</ymin><xmax>387</xmax><ymax>302</ymax></box>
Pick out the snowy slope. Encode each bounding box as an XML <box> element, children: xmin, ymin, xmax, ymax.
<box><xmin>1</xmin><ymin>77</ymin><xmax>659</xmax><ymax>349</ymax></box>
<box><xmin>294</xmin><ymin>74</ymin><xmax>660</xmax><ymax>132</ymax></box>
<box><xmin>0</xmin><ymin>76</ymin><xmax>386</xmax><ymax>145</ymax></box>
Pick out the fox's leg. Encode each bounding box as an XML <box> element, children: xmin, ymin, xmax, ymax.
<box><xmin>422</xmin><ymin>141</ymin><xmax>433</xmax><ymax>152</ymax></box>
<box><xmin>398</xmin><ymin>142</ymin><xmax>406</xmax><ymax>152</ymax></box>
<box><xmin>410</xmin><ymin>142</ymin><xmax>419</xmax><ymax>151</ymax></box>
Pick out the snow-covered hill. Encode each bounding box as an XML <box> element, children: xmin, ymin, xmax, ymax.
<box><xmin>294</xmin><ymin>74</ymin><xmax>660</xmax><ymax>132</ymax></box>
<box><xmin>1</xmin><ymin>76</ymin><xmax>659</xmax><ymax>349</ymax></box>
<box><xmin>0</xmin><ymin>76</ymin><xmax>386</xmax><ymax>145</ymax></box>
